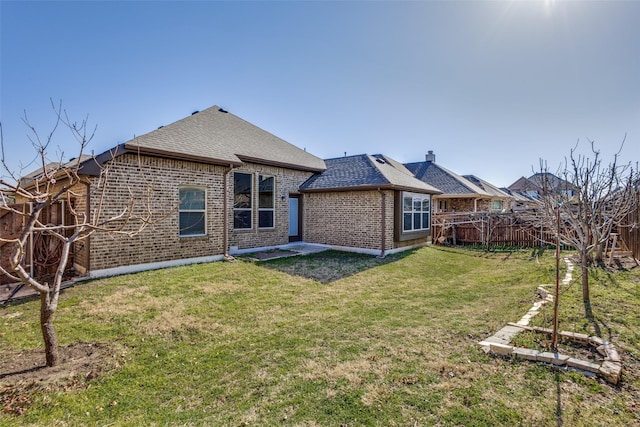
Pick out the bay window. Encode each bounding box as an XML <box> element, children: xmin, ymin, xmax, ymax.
<box><xmin>403</xmin><ymin>192</ymin><xmax>431</xmax><ymax>232</ymax></box>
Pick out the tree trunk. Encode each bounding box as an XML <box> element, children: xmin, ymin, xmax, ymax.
<box><xmin>581</xmin><ymin>251</ymin><xmax>590</xmax><ymax>308</ymax></box>
<box><xmin>595</xmin><ymin>243</ymin><xmax>604</xmax><ymax>264</ymax></box>
<box><xmin>40</xmin><ymin>288</ymin><xmax>59</xmax><ymax>367</ymax></box>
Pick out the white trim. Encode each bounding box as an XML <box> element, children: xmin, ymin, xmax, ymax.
<box><xmin>90</xmin><ymin>254</ymin><xmax>225</xmax><ymax>279</ymax></box>
<box><xmin>402</xmin><ymin>192</ymin><xmax>431</xmax><ymax>232</ymax></box>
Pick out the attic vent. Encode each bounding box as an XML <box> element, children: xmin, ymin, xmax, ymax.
<box><xmin>218</xmin><ymin>108</ymin><xmax>228</xmax><ymax>113</ymax></box>
<box><xmin>375</xmin><ymin>158</ymin><xmax>386</xmax><ymax>164</ymax></box>
<box><xmin>157</xmin><ymin>125</ymin><xmax>164</xmax><ymax>129</ymax></box>
<box><xmin>192</xmin><ymin>110</ymin><xmax>199</xmax><ymax>115</ymax></box>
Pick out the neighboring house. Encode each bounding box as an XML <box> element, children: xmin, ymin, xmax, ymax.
<box><xmin>405</xmin><ymin>151</ymin><xmax>512</xmax><ymax>213</ymax></box>
<box><xmin>508</xmin><ymin>172</ymin><xmax>578</xmax><ymax>200</ymax></box>
<box><xmin>500</xmin><ymin>187</ymin><xmax>540</xmax><ymax>211</ymax></box>
<box><xmin>12</xmin><ymin>105</ymin><xmax>444</xmax><ymax>279</ymax></box>
<box><xmin>299</xmin><ymin>154</ymin><xmax>441</xmax><ymax>256</ymax></box>
<box><xmin>462</xmin><ymin>175</ymin><xmax>512</xmax><ymax>212</ymax></box>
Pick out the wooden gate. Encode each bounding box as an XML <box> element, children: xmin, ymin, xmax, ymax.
<box><xmin>0</xmin><ymin>202</ymin><xmax>75</xmax><ymax>286</ymax></box>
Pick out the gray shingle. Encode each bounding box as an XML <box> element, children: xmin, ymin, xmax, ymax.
<box><xmin>405</xmin><ymin>161</ymin><xmax>488</xmax><ymax>196</ymax></box>
<box><xmin>123</xmin><ymin>105</ymin><xmax>326</xmax><ymax>172</ymax></box>
<box><xmin>301</xmin><ymin>154</ymin><xmax>440</xmax><ymax>193</ymax></box>
<box><xmin>463</xmin><ymin>175</ymin><xmax>511</xmax><ymax>198</ymax></box>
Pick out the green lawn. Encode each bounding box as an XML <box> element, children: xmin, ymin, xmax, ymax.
<box><xmin>1</xmin><ymin>246</ymin><xmax>639</xmax><ymax>426</ymax></box>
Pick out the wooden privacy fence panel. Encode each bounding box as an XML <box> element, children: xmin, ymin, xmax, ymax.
<box><xmin>432</xmin><ymin>212</ymin><xmax>556</xmax><ymax>249</ymax></box>
<box><xmin>0</xmin><ymin>202</ymin><xmax>75</xmax><ymax>286</ymax></box>
<box><xmin>1</xmin><ymin>204</ymin><xmax>28</xmax><ymax>286</ymax></box>
<box><xmin>618</xmin><ymin>193</ymin><xmax>640</xmax><ymax>260</ymax></box>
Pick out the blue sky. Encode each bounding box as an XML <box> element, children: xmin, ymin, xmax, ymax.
<box><xmin>1</xmin><ymin>0</ymin><xmax>638</xmax><ymax>187</ymax></box>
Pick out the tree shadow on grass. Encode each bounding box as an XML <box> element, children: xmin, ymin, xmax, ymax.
<box><xmin>554</xmin><ymin>368</ymin><xmax>563</xmax><ymax>426</ymax></box>
<box><xmin>255</xmin><ymin>249</ymin><xmax>416</xmax><ymax>283</ymax></box>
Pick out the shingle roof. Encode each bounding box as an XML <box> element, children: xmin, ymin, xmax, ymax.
<box><xmin>405</xmin><ymin>161</ymin><xmax>489</xmax><ymax>197</ymax></box>
<box><xmin>300</xmin><ymin>154</ymin><xmax>441</xmax><ymax>193</ymax></box>
<box><xmin>21</xmin><ymin>155</ymin><xmax>95</xmax><ymax>185</ymax></box>
<box><xmin>528</xmin><ymin>172</ymin><xmax>578</xmax><ymax>192</ymax></box>
<box><xmin>508</xmin><ymin>176</ymin><xmax>541</xmax><ymax>193</ymax></box>
<box><xmin>501</xmin><ymin>187</ymin><xmax>539</xmax><ymax>203</ymax></box>
<box><xmin>122</xmin><ymin>105</ymin><xmax>326</xmax><ymax>172</ymax></box>
<box><xmin>462</xmin><ymin>175</ymin><xmax>512</xmax><ymax>198</ymax></box>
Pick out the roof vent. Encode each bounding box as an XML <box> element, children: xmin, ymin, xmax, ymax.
<box><xmin>218</xmin><ymin>108</ymin><xmax>228</xmax><ymax>113</ymax></box>
<box><xmin>426</xmin><ymin>150</ymin><xmax>436</xmax><ymax>163</ymax></box>
<box><xmin>157</xmin><ymin>125</ymin><xmax>164</xmax><ymax>129</ymax></box>
<box><xmin>191</xmin><ymin>110</ymin><xmax>199</xmax><ymax>115</ymax></box>
<box><xmin>375</xmin><ymin>158</ymin><xmax>386</xmax><ymax>164</ymax></box>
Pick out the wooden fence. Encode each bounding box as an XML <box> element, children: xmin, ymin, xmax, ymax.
<box><xmin>434</xmin><ymin>205</ymin><xmax>640</xmax><ymax>259</ymax></box>
<box><xmin>0</xmin><ymin>202</ymin><xmax>75</xmax><ymax>286</ymax></box>
<box><xmin>432</xmin><ymin>212</ymin><xmax>556</xmax><ymax>249</ymax></box>
<box><xmin>618</xmin><ymin>195</ymin><xmax>640</xmax><ymax>260</ymax></box>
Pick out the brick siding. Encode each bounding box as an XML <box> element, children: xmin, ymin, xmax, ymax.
<box><xmin>86</xmin><ymin>156</ymin><xmax>315</xmax><ymax>271</ymax></box>
<box><xmin>87</xmin><ymin>154</ymin><xmax>227</xmax><ymax>271</ymax></box>
<box><xmin>303</xmin><ymin>190</ymin><xmax>397</xmax><ymax>251</ymax></box>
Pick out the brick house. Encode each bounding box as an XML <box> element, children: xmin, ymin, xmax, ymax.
<box><xmin>508</xmin><ymin>173</ymin><xmax>578</xmax><ymax>200</ymax></box>
<box><xmin>17</xmin><ymin>105</ymin><xmax>440</xmax><ymax>279</ymax></box>
<box><xmin>405</xmin><ymin>151</ymin><xmax>512</xmax><ymax>213</ymax></box>
<box><xmin>300</xmin><ymin>154</ymin><xmax>441</xmax><ymax>256</ymax></box>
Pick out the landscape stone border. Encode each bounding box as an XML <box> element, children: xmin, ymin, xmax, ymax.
<box><xmin>479</xmin><ymin>258</ymin><xmax>622</xmax><ymax>384</ymax></box>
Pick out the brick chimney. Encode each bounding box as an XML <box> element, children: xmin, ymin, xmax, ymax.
<box><xmin>425</xmin><ymin>150</ymin><xmax>435</xmax><ymax>163</ymax></box>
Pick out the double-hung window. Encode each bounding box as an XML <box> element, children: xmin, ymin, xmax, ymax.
<box><xmin>402</xmin><ymin>192</ymin><xmax>431</xmax><ymax>232</ymax></box>
<box><xmin>491</xmin><ymin>200</ymin><xmax>504</xmax><ymax>211</ymax></box>
<box><xmin>258</xmin><ymin>175</ymin><xmax>275</xmax><ymax>228</ymax></box>
<box><xmin>179</xmin><ymin>187</ymin><xmax>206</xmax><ymax>237</ymax></box>
<box><xmin>234</xmin><ymin>172</ymin><xmax>253</xmax><ymax>229</ymax></box>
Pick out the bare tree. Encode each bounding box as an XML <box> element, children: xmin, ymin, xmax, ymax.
<box><xmin>523</xmin><ymin>140</ymin><xmax>639</xmax><ymax>312</ymax></box>
<box><xmin>0</xmin><ymin>101</ymin><xmax>157</xmax><ymax>367</ymax></box>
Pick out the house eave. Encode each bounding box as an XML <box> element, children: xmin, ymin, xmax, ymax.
<box><xmin>300</xmin><ymin>184</ymin><xmax>440</xmax><ymax>194</ymax></box>
<box><xmin>122</xmin><ymin>144</ymin><xmax>244</xmax><ymax>168</ymax></box>
<box><xmin>434</xmin><ymin>193</ymin><xmax>487</xmax><ymax>199</ymax></box>
<box><xmin>236</xmin><ymin>155</ymin><xmax>326</xmax><ymax>173</ymax></box>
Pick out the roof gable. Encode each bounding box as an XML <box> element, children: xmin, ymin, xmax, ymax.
<box><xmin>122</xmin><ymin>106</ymin><xmax>326</xmax><ymax>172</ymax></box>
<box><xmin>508</xmin><ymin>176</ymin><xmax>540</xmax><ymax>192</ymax></box>
<box><xmin>462</xmin><ymin>175</ymin><xmax>512</xmax><ymax>198</ymax></box>
<box><xmin>405</xmin><ymin>160</ymin><xmax>489</xmax><ymax>197</ymax></box>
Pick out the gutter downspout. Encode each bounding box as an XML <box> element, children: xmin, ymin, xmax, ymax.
<box><xmin>85</xmin><ymin>180</ymin><xmax>91</xmax><ymax>274</ymax></box>
<box><xmin>223</xmin><ymin>164</ymin><xmax>237</xmax><ymax>260</ymax></box>
<box><xmin>378</xmin><ymin>189</ymin><xmax>386</xmax><ymax>258</ymax></box>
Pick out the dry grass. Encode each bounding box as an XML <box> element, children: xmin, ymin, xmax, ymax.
<box><xmin>1</xmin><ymin>246</ymin><xmax>638</xmax><ymax>425</ymax></box>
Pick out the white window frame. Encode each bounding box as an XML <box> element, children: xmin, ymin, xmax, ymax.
<box><xmin>258</xmin><ymin>174</ymin><xmax>275</xmax><ymax>229</ymax></box>
<box><xmin>178</xmin><ymin>186</ymin><xmax>207</xmax><ymax>237</ymax></box>
<box><xmin>491</xmin><ymin>199</ymin><xmax>504</xmax><ymax>212</ymax></box>
<box><xmin>402</xmin><ymin>192</ymin><xmax>431</xmax><ymax>232</ymax></box>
